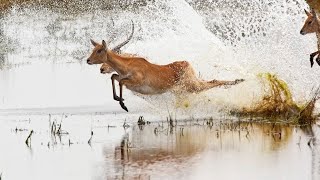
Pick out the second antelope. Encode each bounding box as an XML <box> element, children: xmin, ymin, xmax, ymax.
<box><xmin>87</xmin><ymin>43</ymin><xmax>244</xmax><ymax>112</ymax></box>
<box><xmin>300</xmin><ymin>9</ymin><xmax>320</xmax><ymax>67</ymax></box>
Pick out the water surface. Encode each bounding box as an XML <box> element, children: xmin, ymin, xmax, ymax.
<box><xmin>1</xmin><ymin>1</ymin><xmax>320</xmax><ymax>179</ymax></box>
<box><xmin>0</xmin><ymin>115</ymin><xmax>319</xmax><ymax>180</ymax></box>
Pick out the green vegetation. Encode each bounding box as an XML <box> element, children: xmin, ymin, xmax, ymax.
<box><xmin>232</xmin><ymin>73</ymin><xmax>319</xmax><ymax>124</ymax></box>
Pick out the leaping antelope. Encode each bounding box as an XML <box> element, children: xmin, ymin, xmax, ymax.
<box><xmin>87</xmin><ymin>39</ymin><xmax>244</xmax><ymax>112</ymax></box>
<box><xmin>300</xmin><ymin>9</ymin><xmax>320</xmax><ymax>67</ymax></box>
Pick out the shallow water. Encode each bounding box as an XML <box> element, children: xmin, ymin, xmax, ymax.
<box><xmin>0</xmin><ymin>114</ymin><xmax>319</xmax><ymax>180</ymax></box>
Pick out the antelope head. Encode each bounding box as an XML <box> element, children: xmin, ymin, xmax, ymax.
<box><xmin>87</xmin><ymin>40</ymin><xmax>108</xmax><ymax>65</ymax></box>
<box><xmin>100</xmin><ymin>63</ymin><xmax>115</xmax><ymax>74</ymax></box>
<box><xmin>87</xmin><ymin>20</ymin><xmax>135</xmax><ymax>65</ymax></box>
<box><xmin>300</xmin><ymin>9</ymin><xmax>319</xmax><ymax>35</ymax></box>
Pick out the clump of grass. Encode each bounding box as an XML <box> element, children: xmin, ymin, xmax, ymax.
<box><xmin>175</xmin><ymin>96</ymin><xmax>190</xmax><ymax>109</ymax></box>
<box><xmin>123</xmin><ymin>120</ymin><xmax>130</xmax><ymax>129</ymax></box>
<box><xmin>137</xmin><ymin>116</ymin><xmax>146</xmax><ymax>126</ymax></box>
<box><xmin>88</xmin><ymin>131</ymin><xmax>93</xmax><ymax>145</ymax></box>
<box><xmin>137</xmin><ymin>116</ymin><xmax>150</xmax><ymax>126</ymax></box>
<box><xmin>232</xmin><ymin>73</ymin><xmax>319</xmax><ymax>124</ymax></box>
<box><xmin>50</xmin><ymin>115</ymin><xmax>69</xmax><ymax>136</ymax></box>
<box><xmin>25</xmin><ymin>130</ymin><xmax>33</xmax><ymax>146</ymax></box>
<box><xmin>206</xmin><ymin>117</ymin><xmax>214</xmax><ymax>127</ymax></box>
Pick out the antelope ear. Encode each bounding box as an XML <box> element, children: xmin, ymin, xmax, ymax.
<box><xmin>91</xmin><ymin>39</ymin><xmax>98</xmax><ymax>46</ymax></box>
<box><xmin>305</xmin><ymin>9</ymin><xmax>312</xmax><ymax>16</ymax></box>
<box><xmin>102</xmin><ymin>40</ymin><xmax>107</xmax><ymax>50</ymax></box>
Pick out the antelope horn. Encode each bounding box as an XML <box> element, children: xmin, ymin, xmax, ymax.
<box><xmin>112</xmin><ymin>20</ymin><xmax>135</xmax><ymax>53</ymax></box>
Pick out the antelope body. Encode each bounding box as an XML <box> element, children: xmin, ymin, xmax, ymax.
<box><xmin>300</xmin><ymin>9</ymin><xmax>320</xmax><ymax>67</ymax></box>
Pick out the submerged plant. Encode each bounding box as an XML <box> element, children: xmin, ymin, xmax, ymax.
<box><xmin>232</xmin><ymin>73</ymin><xmax>319</xmax><ymax>124</ymax></box>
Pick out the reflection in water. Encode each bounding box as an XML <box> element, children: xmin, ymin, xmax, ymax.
<box><xmin>0</xmin><ymin>14</ymin><xmax>5</xmax><ymax>69</ymax></box>
<box><xmin>0</xmin><ymin>54</ymin><xmax>6</xmax><ymax>69</ymax></box>
<box><xmin>0</xmin><ymin>114</ymin><xmax>319</xmax><ymax>180</ymax></box>
<box><xmin>305</xmin><ymin>125</ymin><xmax>320</xmax><ymax>180</ymax></box>
<box><xmin>106</xmin><ymin>120</ymin><xmax>320</xmax><ymax>180</ymax></box>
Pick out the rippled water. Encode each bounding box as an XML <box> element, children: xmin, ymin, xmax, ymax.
<box><xmin>0</xmin><ymin>115</ymin><xmax>319</xmax><ymax>180</ymax></box>
<box><xmin>0</xmin><ymin>0</ymin><xmax>320</xmax><ymax>179</ymax></box>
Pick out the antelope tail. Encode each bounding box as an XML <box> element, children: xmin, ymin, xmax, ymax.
<box><xmin>185</xmin><ymin>79</ymin><xmax>244</xmax><ymax>93</ymax></box>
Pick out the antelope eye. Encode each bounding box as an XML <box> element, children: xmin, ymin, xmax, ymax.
<box><xmin>97</xmin><ymin>49</ymin><xmax>103</xmax><ymax>54</ymax></box>
<box><xmin>308</xmin><ymin>21</ymin><xmax>312</xmax><ymax>25</ymax></box>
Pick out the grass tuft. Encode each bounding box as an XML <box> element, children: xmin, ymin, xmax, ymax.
<box><xmin>231</xmin><ymin>73</ymin><xmax>319</xmax><ymax>124</ymax></box>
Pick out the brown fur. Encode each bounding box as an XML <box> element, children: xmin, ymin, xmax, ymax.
<box><xmin>87</xmin><ymin>40</ymin><xmax>244</xmax><ymax>111</ymax></box>
<box><xmin>100</xmin><ymin>63</ymin><xmax>115</xmax><ymax>74</ymax></box>
<box><xmin>100</xmin><ymin>53</ymin><xmax>137</xmax><ymax>74</ymax></box>
<box><xmin>300</xmin><ymin>9</ymin><xmax>320</xmax><ymax>67</ymax></box>
<box><xmin>300</xmin><ymin>9</ymin><xmax>320</xmax><ymax>35</ymax></box>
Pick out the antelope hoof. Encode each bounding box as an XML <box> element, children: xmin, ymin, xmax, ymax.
<box><xmin>120</xmin><ymin>101</ymin><xmax>129</xmax><ymax>112</ymax></box>
<box><xmin>316</xmin><ymin>57</ymin><xmax>320</xmax><ymax>66</ymax></box>
<box><xmin>310</xmin><ymin>59</ymin><xmax>314</xmax><ymax>68</ymax></box>
<box><xmin>114</xmin><ymin>95</ymin><xmax>124</xmax><ymax>101</ymax></box>
<box><xmin>310</xmin><ymin>55</ymin><xmax>315</xmax><ymax>68</ymax></box>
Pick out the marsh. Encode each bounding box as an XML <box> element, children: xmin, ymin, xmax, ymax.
<box><xmin>0</xmin><ymin>0</ymin><xmax>320</xmax><ymax>179</ymax></box>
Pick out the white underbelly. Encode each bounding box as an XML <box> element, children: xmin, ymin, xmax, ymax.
<box><xmin>126</xmin><ymin>85</ymin><xmax>165</xmax><ymax>95</ymax></box>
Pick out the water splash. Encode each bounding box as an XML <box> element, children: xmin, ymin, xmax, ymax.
<box><xmin>0</xmin><ymin>0</ymin><xmax>319</xmax><ymax>118</ymax></box>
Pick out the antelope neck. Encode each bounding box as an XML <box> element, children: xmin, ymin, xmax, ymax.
<box><xmin>104</xmin><ymin>50</ymin><xmax>129</xmax><ymax>75</ymax></box>
<box><xmin>315</xmin><ymin>17</ymin><xmax>320</xmax><ymax>33</ymax></box>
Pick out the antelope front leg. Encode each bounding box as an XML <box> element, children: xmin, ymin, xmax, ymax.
<box><xmin>310</xmin><ymin>51</ymin><xmax>319</xmax><ymax>68</ymax></box>
<box><xmin>111</xmin><ymin>74</ymin><xmax>123</xmax><ymax>101</ymax></box>
<box><xmin>118</xmin><ymin>78</ymin><xmax>131</xmax><ymax>112</ymax></box>
<box><xmin>118</xmin><ymin>78</ymin><xmax>142</xmax><ymax>112</ymax></box>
